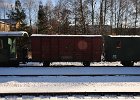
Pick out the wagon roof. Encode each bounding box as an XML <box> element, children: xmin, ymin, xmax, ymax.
<box><xmin>108</xmin><ymin>35</ymin><xmax>140</xmax><ymax>37</ymax></box>
<box><xmin>0</xmin><ymin>31</ymin><xmax>29</xmax><ymax>37</ymax></box>
<box><xmin>31</xmin><ymin>34</ymin><xmax>102</xmax><ymax>37</ymax></box>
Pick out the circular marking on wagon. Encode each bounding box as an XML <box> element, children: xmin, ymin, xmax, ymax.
<box><xmin>78</xmin><ymin>40</ymin><xmax>88</xmax><ymax>50</ymax></box>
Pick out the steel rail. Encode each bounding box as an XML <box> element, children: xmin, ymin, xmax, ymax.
<box><xmin>0</xmin><ymin>92</ymin><xmax>140</xmax><ymax>97</ymax></box>
<box><xmin>0</xmin><ymin>74</ymin><xmax>140</xmax><ymax>77</ymax></box>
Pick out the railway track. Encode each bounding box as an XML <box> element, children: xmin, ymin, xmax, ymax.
<box><xmin>0</xmin><ymin>66</ymin><xmax>140</xmax><ymax>97</ymax></box>
<box><xmin>0</xmin><ymin>66</ymin><xmax>140</xmax><ymax>75</ymax></box>
<box><xmin>0</xmin><ymin>66</ymin><xmax>140</xmax><ymax>83</ymax></box>
<box><xmin>0</xmin><ymin>74</ymin><xmax>140</xmax><ymax>77</ymax></box>
<box><xmin>0</xmin><ymin>92</ymin><xmax>140</xmax><ymax>100</ymax></box>
<box><xmin>0</xmin><ymin>92</ymin><xmax>140</xmax><ymax>97</ymax></box>
<box><xmin>0</xmin><ymin>66</ymin><xmax>140</xmax><ymax>77</ymax></box>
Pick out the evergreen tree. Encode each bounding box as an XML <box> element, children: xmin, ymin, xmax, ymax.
<box><xmin>7</xmin><ymin>0</ymin><xmax>26</xmax><ymax>31</ymax></box>
<box><xmin>37</xmin><ymin>1</ymin><xmax>47</xmax><ymax>34</ymax></box>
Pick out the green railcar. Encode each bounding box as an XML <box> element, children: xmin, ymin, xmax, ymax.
<box><xmin>104</xmin><ymin>35</ymin><xmax>140</xmax><ymax>66</ymax></box>
<box><xmin>0</xmin><ymin>31</ymin><xmax>29</xmax><ymax>66</ymax></box>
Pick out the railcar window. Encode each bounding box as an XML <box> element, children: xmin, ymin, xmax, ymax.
<box><xmin>0</xmin><ymin>39</ymin><xmax>3</xmax><ymax>49</ymax></box>
<box><xmin>116</xmin><ymin>41</ymin><xmax>121</xmax><ymax>49</ymax></box>
<box><xmin>8</xmin><ymin>38</ymin><xmax>16</xmax><ymax>56</ymax></box>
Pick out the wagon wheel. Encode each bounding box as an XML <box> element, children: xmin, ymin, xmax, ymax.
<box><xmin>9</xmin><ymin>61</ymin><xmax>19</xmax><ymax>67</ymax></box>
<box><xmin>83</xmin><ymin>62</ymin><xmax>90</xmax><ymax>67</ymax></box>
<box><xmin>121</xmin><ymin>61</ymin><xmax>134</xmax><ymax>66</ymax></box>
<box><xmin>43</xmin><ymin>61</ymin><xmax>50</xmax><ymax>67</ymax></box>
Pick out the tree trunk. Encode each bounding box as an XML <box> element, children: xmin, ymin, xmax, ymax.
<box><xmin>91</xmin><ymin>0</ymin><xmax>95</xmax><ymax>26</ymax></box>
<box><xmin>79</xmin><ymin>0</ymin><xmax>86</xmax><ymax>34</ymax></box>
<box><xmin>99</xmin><ymin>0</ymin><xmax>104</xmax><ymax>35</ymax></box>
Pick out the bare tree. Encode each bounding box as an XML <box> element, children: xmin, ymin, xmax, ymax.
<box><xmin>45</xmin><ymin>0</ymin><xmax>54</xmax><ymax>24</ymax></box>
<box><xmin>53</xmin><ymin>0</ymin><xmax>64</xmax><ymax>34</ymax></box>
<box><xmin>72</xmin><ymin>0</ymin><xmax>79</xmax><ymax>34</ymax></box>
<box><xmin>0</xmin><ymin>0</ymin><xmax>4</xmax><ymax>19</ymax></box>
<box><xmin>116</xmin><ymin>0</ymin><xmax>122</xmax><ymax>29</ymax></box>
<box><xmin>110</xmin><ymin>0</ymin><xmax>113</xmax><ymax>34</ymax></box>
<box><xmin>88</xmin><ymin>0</ymin><xmax>96</xmax><ymax>27</ymax></box>
<box><xmin>38</xmin><ymin>0</ymin><xmax>140</xmax><ymax>35</ymax></box>
<box><xmin>134</xmin><ymin>0</ymin><xmax>138</xmax><ymax>28</ymax></box>
<box><xmin>0</xmin><ymin>0</ymin><xmax>8</xmax><ymax>19</ymax></box>
<box><xmin>44</xmin><ymin>0</ymin><xmax>53</xmax><ymax>34</ymax></box>
<box><xmin>124</xmin><ymin>0</ymin><xmax>129</xmax><ymax>29</ymax></box>
<box><xmin>103</xmin><ymin>0</ymin><xmax>107</xmax><ymax>25</ymax></box>
<box><xmin>23</xmin><ymin>0</ymin><xmax>38</xmax><ymax>33</ymax></box>
<box><xmin>79</xmin><ymin>0</ymin><xmax>86</xmax><ymax>34</ymax></box>
<box><xmin>99</xmin><ymin>0</ymin><xmax>104</xmax><ymax>34</ymax></box>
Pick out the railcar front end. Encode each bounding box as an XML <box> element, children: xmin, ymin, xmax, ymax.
<box><xmin>0</xmin><ymin>31</ymin><xmax>29</xmax><ymax>66</ymax></box>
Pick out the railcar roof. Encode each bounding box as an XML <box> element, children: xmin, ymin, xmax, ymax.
<box><xmin>0</xmin><ymin>31</ymin><xmax>29</xmax><ymax>37</ymax></box>
<box><xmin>31</xmin><ymin>34</ymin><xmax>102</xmax><ymax>37</ymax></box>
<box><xmin>108</xmin><ymin>35</ymin><xmax>140</xmax><ymax>37</ymax></box>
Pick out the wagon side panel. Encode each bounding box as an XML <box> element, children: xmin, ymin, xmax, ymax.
<box><xmin>119</xmin><ymin>38</ymin><xmax>140</xmax><ymax>61</ymax></box>
<box><xmin>92</xmin><ymin>37</ymin><xmax>103</xmax><ymax>62</ymax></box>
<box><xmin>103</xmin><ymin>36</ymin><xmax>113</xmax><ymax>61</ymax></box>
<box><xmin>50</xmin><ymin>37</ymin><xmax>59</xmax><ymax>61</ymax></box>
<box><xmin>0</xmin><ymin>37</ymin><xmax>9</xmax><ymax>62</ymax></box>
<box><xmin>74</xmin><ymin>37</ymin><xmax>92</xmax><ymax>61</ymax></box>
<box><xmin>58</xmin><ymin>37</ymin><xmax>74</xmax><ymax>61</ymax></box>
<box><xmin>31</xmin><ymin>37</ymin><xmax>42</xmax><ymax>61</ymax></box>
<box><xmin>42</xmin><ymin>37</ymin><xmax>51</xmax><ymax>61</ymax></box>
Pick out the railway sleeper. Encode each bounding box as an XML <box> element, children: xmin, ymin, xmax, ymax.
<box><xmin>121</xmin><ymin>61</ymin><xmax>134</xmax><ymax>66</ymax></box>
<box><xmin>43</xmin><ymin>61</ymin><xmax>51</xmax><ymax>67</ymax></box>
<box><xmin>83</xmin><ymin>61</ymin><xmax>90</xmax><ymax>66</ymax></box>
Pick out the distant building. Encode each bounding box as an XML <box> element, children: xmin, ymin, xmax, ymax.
<box><xmin>0</xmin><ymin>19</ymin><xmax>17</xmax><ymax>31</ymax></box>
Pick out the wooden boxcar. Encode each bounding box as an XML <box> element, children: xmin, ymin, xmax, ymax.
<box><xmin>31</xmin><ymin>34</ymin><xmax>103</xmax><ymax>66</ymax></box>
<box><xmin>0</xmin><ymin>31</ymin><xmax>29</xmax><ymax>66</ymax></box>
<box><xmin>104</xmin><ymin>35</ymin><xmax>140</xmax><ymax>66</ymax></box>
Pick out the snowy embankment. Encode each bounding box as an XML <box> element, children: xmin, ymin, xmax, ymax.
<box><xmin>0</xmin><ymin>62</ymin><xmax>140</xmax><ymax>93</ymax></box>
<box><xmin>0</xmin><ymin>82</ymin><xmax>140</xmax><ymax>93</ymax></box>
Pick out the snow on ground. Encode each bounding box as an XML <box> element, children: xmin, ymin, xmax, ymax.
<box><xmin>21</xmin><ymin>61</ymin><xmax>123</xmax><ymax>66</ymax></box>
<box><xmin>21</xmin><ymin>61</ymin><xmax>140</xmax><ymax>66</ymax></box>
<box><xmin>0</xmin><ymin>62</ymin><xmax>140</xmax><ymax>93</ymax></box>
<box><xmin>0</xmin><ymin>82</ymin><xmax>140</xmax><ymax>93</ymax></box>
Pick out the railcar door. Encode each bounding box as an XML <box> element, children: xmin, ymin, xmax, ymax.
<box><xmin>104</xmin><ymin>36</ymin><xmax>122</xmax><ymax>61</ymax></box>
<box><xmin>59</xmin><ymin>37</ymin><xmax>74</xmax><ymax>61</ymax></box>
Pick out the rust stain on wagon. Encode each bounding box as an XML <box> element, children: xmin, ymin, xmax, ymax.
<box><xmin>78</xmin><ymin>40</ymin><xmax>88</xmax><ymax>50</ymax></box>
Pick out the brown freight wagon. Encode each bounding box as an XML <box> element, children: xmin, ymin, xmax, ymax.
<box><xmin>31</xmin><ymin>34</ymin><xmax>103</xmax><ymax>66</ymax></box>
